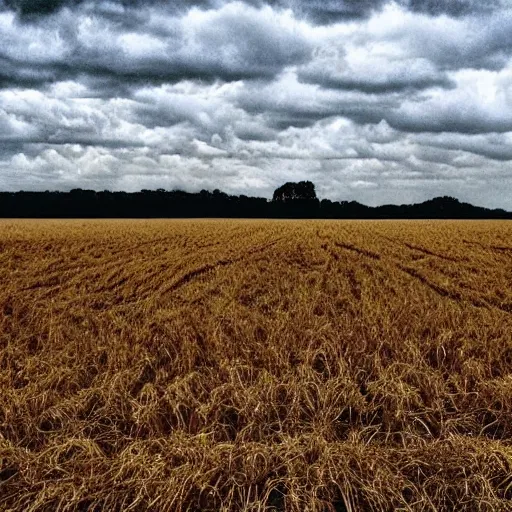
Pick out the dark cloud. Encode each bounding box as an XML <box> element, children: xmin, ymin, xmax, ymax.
<box><xmin>388</xmin><ymin>115</ymin><xmax>512</xmax><ymax>135</ymax></box>
<box><xmin>0</xmin><ymin>2</ymin><xmax>312</xmax><ymax>90</ymax></box>
<box><xmin>0</xmin><ymin>57</ymin><xmax>57</xmax><ymax>88</ymax></box>
<box><xmin>387</xmin><ymin>100</ymin><xmax>512</xmax><ymax>135</ymax></box>
<box><xmin>2</xmin><ymin>0</ymin><xmax>388</xmax><ymax>22</ymax></box>
<box><xmin>234</xmin><ymin>74</ymin><xmax>402</xmax><ymax>130</ymax></box>
<box><xmin>388</xmin><ymin>8</ymin><xmax>512</xmax><ymax>72</ymax></box>
<box><xmin>298</xmin><ymin>70</ymin><xmax>455</xmax><ymax>94</ymax></box>
<box><xmin>2</xmin><ymin>0</ymin><xmax>504</xmax><ymax>25</ymax></box>
<box><xmin>406</xmin><ymin>0</ymin><xmax>503</xmax><ymax>17</ymax></box>
<box><xmin>287</xmin><ymin>0</ymin><xmax>388</xmax><ymax>23</ymax></box>
<box><xmin>2</xmin><ymin>0</ymin><xmax>169</xmax><ymax>18</ymax></box>
<box><xmin>261</xmin><ymin>0</ymin><xmax>503</xmax><ymax>24</ymax></box>
<box><xmin>414</xmin><ymin>133</ymin><xmax>512</xmax><ymax>161</ymax></box>
<box><xmin>262</xmin><ymin>105</ymin><xmax>391</xmax><ymax>130</ymax></box>
<box><xmin>3</xmin><ymin>0</ymin><xmax>76</xmax><ymax>17</ymax></box>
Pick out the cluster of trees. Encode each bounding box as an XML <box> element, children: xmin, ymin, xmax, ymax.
<box><xmin>0</xmin><ymin>189</ymin><xmax>267</xmax><ymax>218</ymax></box>
<box><xmin>0</xmin><ymin>181</ymin><xmax>509</xmax><ymax>219</ymax></box>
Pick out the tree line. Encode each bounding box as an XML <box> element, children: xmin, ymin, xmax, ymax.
<box><xmin>0</xmin><ymin>181</ymin><xmax>509</xmax><ymax>219</ymax></box>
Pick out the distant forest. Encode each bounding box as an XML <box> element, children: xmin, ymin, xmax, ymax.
<box><xmin>0</xmin><ymin>181</ymin><xmax>510</xmax><ymax>219</ymax></box>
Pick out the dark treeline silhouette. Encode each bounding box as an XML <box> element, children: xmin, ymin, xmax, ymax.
<box><xmin>0</xmin><ymin>182</ymin><xmax>510</xmax><ymax>219</ymax></box>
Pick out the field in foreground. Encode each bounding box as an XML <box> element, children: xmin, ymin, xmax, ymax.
<box><xmin>1</xmin><ymin>219</ymin><xmax>512</xmax><ymax>511</ymax></box>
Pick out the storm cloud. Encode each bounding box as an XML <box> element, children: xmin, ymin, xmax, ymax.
<box><xmin>1</xmin><ymin>0</ymin><xmax>512</xmax><ymax>208</ymax></box>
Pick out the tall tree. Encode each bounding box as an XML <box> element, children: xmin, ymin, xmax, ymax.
<box><xmin>272</xmin><ymin>181</ymin><xmax>317</xmax><ymax>202</ymax></box>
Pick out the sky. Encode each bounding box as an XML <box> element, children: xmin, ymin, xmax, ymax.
<box><xmin>1</xmin><ymin>0</ymin><xmax>512</xmax><ymax>208</ymax></box>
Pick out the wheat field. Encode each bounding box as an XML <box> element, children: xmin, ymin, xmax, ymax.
<box><xmin>1</xmin><ymin>219</ymin><xmax>512</xmax><ymax>511</ymax></box>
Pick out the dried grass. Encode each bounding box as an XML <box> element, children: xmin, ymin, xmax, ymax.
<box><xmin>1</xmin><ymin>219</ymin><xmax>512</xmax><ymax>511</ymax></box>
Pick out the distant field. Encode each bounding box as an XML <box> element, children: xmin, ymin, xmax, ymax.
<box><xmin>1</xmin><ymin>219</ymin><xmax>512</xmax><ymax>511</ymax></box>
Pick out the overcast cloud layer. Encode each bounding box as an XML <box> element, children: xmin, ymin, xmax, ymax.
<box><xmin>1</xmin><ymin>0</ymin><xmax>512</xmax><ymax>208</ymax></box>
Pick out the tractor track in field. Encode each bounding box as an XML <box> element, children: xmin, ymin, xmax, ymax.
<box><xmin>491</xmin><ymin>246</ymin><xmax>512</xmax><ymax>254</ymax></box>
<box><xmin>320</xmin><ymin>231</ymin><xmax>512</xmax><ymax>316</ymax></box>
<box><xmin>158</xmin><ymin>237</ymin><xmax>286</xmax><ymax>295</ymax></box>
<box><xmin>397</xmin><ymin>265</ymin><xmax>512</xmax><ymax>315</ymax></box>
<box><xmin>17</xmin><ymin>233</ymin><xmax>254</xmax><ymax>298</ymax></box>
<box><xmin>463</xmin><ymin>239</ymin><xmax>512</xmax><ymax>256</ymax></box>
<box><xmin>402</xmin><ymin>243</ymin><xmax>461</xmax><ymax>262</ymax></box>
<box><xmin>15</xmin><ymin>233</ymin><xmax>245</xmax><ymax>285</ymax></box>
<box><xmin>97</xmin><ymin>237</ymin><xmax>287</xmax><ymax>311</ymax></box>
<box><xmin>19</xmin><ymin>234</ymin><xmax>288</xmax><ymax>311</ymax></box>
<box><xmin>376</xmin><ymin>233</ymin><xmax>465</xmax><ymax>262</ymax></box>
<box><xmin>398</xmin><ymin>265</ymin><xmax>462</xmax><ymax>301</ymax></box>
<box><xmin>333</xmin><ymin>242</ymin><xmax>381</xmax><ymax>260</ymax></box>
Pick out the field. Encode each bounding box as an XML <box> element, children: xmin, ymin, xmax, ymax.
<box><xmin>1</xmin><ymin>219</ymin><xmax>512</xmax><ymax>511</ymax></box>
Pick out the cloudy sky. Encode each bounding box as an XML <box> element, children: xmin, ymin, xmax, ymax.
<box><xmin>1</xmin><ymin>0</ymin><xmax>512</xmax><ymax>208</ymax></box>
